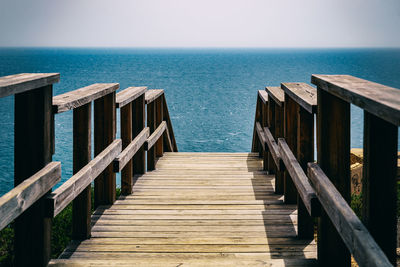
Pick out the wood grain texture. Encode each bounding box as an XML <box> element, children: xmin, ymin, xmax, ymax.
<box><xmin>263</xmin><ymin>127</ymin><xmax>283</xmax><ymax>171</ymax></box>
<box><xmin>147</xmin><ymin>100</ymin><xmax>156</xmax><ymax>170</ymax></box>
<box><xmin>258</xmin><ymin>90</ymin><xmax>269</xmax><ymax>104</ymax></box>
<box><xmin>53</xmin><ymin>83</ymin><xmax>119</xmax><ymax>114</ymax></box>
<box><xmin>308</xmin><ymin>163</ymin><xmax>392</xmax><ymax>267</ymax></box>
<box><xmin>266</xmin><ymin>86</ymin><xmax>284</xmax><ymax>107</ymax></box>
<box><xmin>132</xmin><ymin>94</ymin><xmax>146</xmax><ymax>175</ymax></box>
<box><xmin>155</xmin><ymin>97</ymin><xmax>164</xmax><ymax>157</ymax></box>
<box><xmin>47</xmin><ymin>140</ymin><xmax>122</xmax><ymax>217</ymax></box>
<box><xmin>0</xmin><ymin>162</ymin><xmax>60</xmax><ymax>231</ymax></box>
<box><xmin>0</xmin><ymin>73</ymin><xmax>60</xmax><ymax>98</ymax></box>
<box><xmin>116</xmin><ymin>86</ymin><xmax>146</xmax><ymax>108</ymax></box>
<box><xmin>311</xmin><ymin>74</ymin><xmax>400</xmax><ymax>125</ymax></box>
<box><xmin>120</xmin><ymin>103</ymin><xmax>133</xmax><ymax>195</ymax></box>
<box><xmin>281</xmin><ymin>83</ymin><xmax>317</xmax><ymax>114</ymax></box>
<box><xmin>145</xmin><ymin>89</ymin><xmax>164</xmax><ymax>104</ymax></box>
<box><xmin>145</xmin><ymin>121</ymin><xmax>166</xmax><ymax>150</ymax></box>
<box><xmin>255</xmin><ymin>122</ymin><xmax>265</xmax><ymax>151</ymax></box>
<box><xmin>113</xmin><ymin>128</ymin><xmax>149</xmax><ymax>172</ymax></box>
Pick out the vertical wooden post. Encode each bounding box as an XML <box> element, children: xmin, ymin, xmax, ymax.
<box><xmin>121</xmin><ymin>102</ymin><xmax>133</xmax><ymax>195</ymax></box>
<box><xmin>283</xmin><ymin>95</ymin><xmax>298</xmax><ymax>204</ymax></box>
<box><xmin>266</xmin><ymin>100</ymin><xmax>274</xmax><ymax>173</ymax></box>
<box><xmin>132</xmin><ymin>94</ymin><xmax>146</xmax><ymax>175</ymax></box>
<box><xmin>296</xmin><ymin>107</ymin><xmax>314</xmax><ymax>239</ymax></box>
<box><xmin>14</xmin><ymin>85</ymin><xmax>53</xmax><ymax>267</ymax></box>
<box><xmin>362</xmin><ymin>111</ymin><xmax>398</xmax><ymax>264</ymax></box>
<box><xmin>147</xmin><ymin>100</ymin><xmax>156</xmax><ymax>171</ymax></box>
<box><xmin>252</xmin><ymin>97</ymin><xmax>261</xmax><ymax>154</ymax></box>
<box><xmin>94</xmin><ymin>92</ymin><xmax>116</xmax><ymax>208</ymax></box>
<box><xmin>155</xmin><ymin>97</ymin><xmax>164</xmax><ymax>157</ymax></box>
<box><xmin>317</xmin><ymin>88</ymin><xmax>350</xmax><ymax>266</ymax></box>
<box><xmin>274</xmin><ymin>102</ymin><xmax>284</xmax><ymax>194</ymax></box>
<box><xmin>72</xmin><ymin>103</ymin><xmax>92</xmax><ymax>239</ymax></box>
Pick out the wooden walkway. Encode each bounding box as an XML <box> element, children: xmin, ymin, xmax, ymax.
<box><xmin>49</xmin><ymin>152</ymin><xmax>317</xmax><ymax>266</ymax></box>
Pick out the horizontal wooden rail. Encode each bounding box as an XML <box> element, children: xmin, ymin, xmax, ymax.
<box><xmin>0</xmin><ymin>162</ymin><xmax>61</xmax><ymax>230</ymax></box>
<box><xmin>113</xmin><ymin>128</ymin><xmax>149</xmax><ymax>172</ymax></box>
<box><xmin>164</xmin><ymin>125</ymin><xmax>173</xmax><ymax>152</ymax></box>
<box><xmin>116</xmin><ymin>86</ymin><xmax>147</xmax><ymax>108</ymax></box>
<box><xmin>258</xmin><ymin>90</ymin><xmax>268</xmax><ymax>104</ymax></box>
<box><xmin>145</xmin><ymin>89</ymin><xmax>164</xmax><ymax>104</ymax></box>
<box><xmin>263</xmin><ymin>126</ymin><xmax>284</xmax><ymax>171</ymax></box>
<box><xmin>0</xmin><ymin>73</ymin><xmax>60</xmax><ymax>98</ymax></box>
<box><xmin>46</xmin><ymin>139</ymin><xmax>122</xmax><ymax>217</ymax></box>
<box><xmin>53</xmin><ymin>83</ymin><xmax>119</xmax><ymax>113</ymax></box>
<box><xmin>145</xmin><ymin>121</ymin><xmax>166</xmax><ymax>150</ymax></box>
<box><xmin>265</xmin><ymin>86</ymin><xmax>284</xmax><ymax>107</ymax></box>
<box><xmin>161</xmin><ymin>94</ymin><xmax>178</xmax><ymax>152</ymax></box>
<box><xmin>281</xmin><ymin>82</ymin><xmax>317</xmax><ymax>114</ymax></box>
<box><xmin>255</xmin><ymin>122</ymin><xmax>265</xmax><ymax>151</ymax></box>
<box><xmin>278</xmin><ymin>139</ymin><xmax>320</xmax><ymax>217</ymax></box>
<box><xmin>307</xmin><ymin>162</ymin><xmax>392</xmax><ymax>267</ymax></box>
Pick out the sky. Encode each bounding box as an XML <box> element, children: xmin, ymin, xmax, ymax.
<box><xmin>0</xmin><ymin>0</ymin><xmax>400</xmax><ymax>48</ymax></box>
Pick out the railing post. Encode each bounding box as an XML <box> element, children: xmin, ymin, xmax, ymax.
<box><xmin>132</xmin><ymin>94</ymin><xmax>146</xmax><ymax>175</ymax></box>
<box><xmin>14</xmin><ymin>83</ymin><xmax>56</xmax><ymax>266</ymax></box>
<box><xmin>265</xmin><ymin>98</ymin><xmax>273</xmax><ymax>173</ymax></box>
<box><xmin>362</xmin><ymin>111</ymin><xmax>398</xmax><ymax>264</ymax></box>
<box><xmin>155</xmin><ymin>96</ymin><xmax>164</xmax><ymax>157</ymax></box>
<box><xmin>283</xmin><ymin>95</ymin><xmax>298</xmax><ymax>204</ymax></box>
<box><xmin>317</xmin><ymin>88</ymin><xmax>350</xmax><ymax>266</ymax></box>
<box><xmin>274</xmin><ymin>100</ymin><xmax>284</xmax><ymax>194</ymax></box>
<box><xmin>94</xmin><ymin>92</ymin><xmax>116</xmax><ymax>207</ymax></box>
<box><xmin>120</xmin><ymin>102</ymin><xmax>133</xmax><ymax>195</ymax></box>
<box><xmin>72</xmin><ymin>102</ymin><xmax>92</xmax><ymax>239</ymax></box>
<box><xmin>147</xmin><ymin>100</ymin><xmax>156</xmax><ymax>170</ymax></box>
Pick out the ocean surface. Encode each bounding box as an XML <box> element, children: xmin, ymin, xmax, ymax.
<box><xmin>0</xmin><ymin>48</ymin><xmax>399</xmax><ymax>195</ymax></box>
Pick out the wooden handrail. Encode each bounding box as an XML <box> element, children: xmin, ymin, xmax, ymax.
<box><xmin>145</xmin><ymin>89</ymin><xmax>164</xmax><ymax>104</ymax></box>
<box><xmin>255</xmin><ymin>122</ymin><xmax>265</xmax><ymax>151</ymax></box>
<box><xmin>258</xmin><ymin>90</ymin><xmax>268</xmax><ymax>104</ymax></box>
<box><xmin>265</xmin><ymin>86</ymin><xmax>284</xmax><ymax>107</ymax></box>
<box><xmin>161</xmin><ymin>94</ymin><xmax>178</xmax><ymax>152</ymax></box>
<box><xmin>281</xmin><ymin>82</ymin><xmax>317</xmax><ymax>114</ymax></box>
<box><xmin>46</xmin><ymin>139</ymin><xmax>122</xmax><ymax>217</ymax></box>
<box><xmin>264</xmin><ymin>127</ymin><xmax>284</xmax><ymax>171</ymax></box>
<box><xmin>145</xmin><ymin>121</ymin><xmax>167</xmax><ymax>150</ymax></box>
<box><xmin>0</xmin><ymin>162</ymin><xmax>61</xmax><ymax>230</ymax></box>
<box><xmin>116</xmin><ymin>86</ymin><xmax>147</xmax><ymax>108</ymax></box>
<box><xmin>308</xmin><ymin>163</ymin><xmax>392</xmax><ymax>267</ymax></box>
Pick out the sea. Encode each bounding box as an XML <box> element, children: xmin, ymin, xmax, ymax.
<box><xmin>0</xmin><ymin>48</ymin><xmax>399</xmax><ymax>195</ymax></box>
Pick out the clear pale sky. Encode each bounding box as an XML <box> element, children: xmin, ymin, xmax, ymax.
<box><xmin>1</xmin><ymin>0</ymin><xmax>400</xmax><ymax>48</ymax></box>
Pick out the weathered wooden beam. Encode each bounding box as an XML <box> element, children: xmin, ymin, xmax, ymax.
<box><xmin>53</xmin><ymin>83</ymin><xmax>119</xmax><ymax>114</ymax></box>
<box><xmin>145</xmin><ymin>122</ymin><xmax>167</xmax><ymax>151</ymax></box>
<box><xmin>155</xmin><ymin>97</ymin><xmax>164</xmax><ymax>157</ymax></box>
<box><xmin>147</xmin><ymin>100</ymin><xmax>156</xmax><ymax>170</ymax></box>
<box><xmin>251</xmin><ymin>97</ymin><xmax>261</xmax><ymax>153</ymax></box>
<box><xmin>0</xmin><ymin>162</ymin><xmax>60</xmax><ymax>231</ymax></box>
<box><xmin>114</xmin><ymin>128</ymin><xmax>150</xmax><ymax>172</ymax></box>
<box><xmin>274</xmin><ymin>96</ymin><xmax>285</xmax><ymax>195</ymax></box>
<box><xmin>311</xmin><ymin>74</ymin><xmax>400</xmax><ymax>126</ymax></box>
<box><xmin>132</xmin><ymin>94</ymin><xmax>146</xmax><ymax>175</ymax></box>
<box><xmin>308</xmin><ymin>163</ymin><xmax>392</xmax><ymax>267</ymax></box>
<box><xmin>162</xmin><ymin>95</ymin><xmax>178</xmax><ymax>152</ymax></box>
<box><xmin>255</xmin><ymin>122</ymin><xmax>265</xmax><ymax>152</ymax></box>
<box><xmin>258</xmin><ymin>90</ymin><xmax>268</xmax><ymax>104</ymax></box>
<box><xmin>263</xmin><ymin>127</ymin><xmax>284</xmax><ymax>171</ymax></box>
<box><xmin>164</xmin><ymin>126</ymin><xmax>173</xmax><ymax>152</ymax></box>
<box><xmin>265</xmin><ymin>86</ymin><xmax>284</xmax><ymax>107</ymax></box>
<box><xmin>145</xmin><ymin>89</ymin><xmax>164</xmax><ymax>104</ymax></box>
<box><xmin>278</xmin><ymin>139</ymin><xmax>320</xmax><ymax>217</ymax></box>
<box><xmin>120</xmin><ymin>102</ymin><xmax>133</xmax><ymax>195</ymax></box>
<box><xmin>0</xmin><ymin>73</ymin><xmax>60</xmax><ymax>98</ymax></box>
<box><xmin>116</xmin><ymin>86</ymin><xmax>147</xmax><ymax>108</ymax></box>
<box><xmin>281</xmin><ymin>83</ymin><xmax>317</xmax><ymax>114</ymax></box>
<box><xmin>47</xmin><ymin>139</ymin><xmax>122</xmax><ymax>218</ymax></box>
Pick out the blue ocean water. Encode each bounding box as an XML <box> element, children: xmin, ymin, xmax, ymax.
<box><xmin>0</xmin><ymin>48</ymin><xmax>399</xmax><ymax>195</ymax></box>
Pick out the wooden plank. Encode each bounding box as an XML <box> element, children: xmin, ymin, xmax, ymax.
<box><xmin>277</xmin><ymin>139</ymin><xmax>320</xmax><ymax>217</ymax></box>
<box><xmin>266</xmin><ymin>86</ymin><xmax>284</xmax><ymax>107</ymax></box>
<box><xmin>258</xmin><ymin>90</ymin><xmax>268</xmax><ymax>104</ymax></box>
<box><xmin>0</xmin><ymin>73</ymin><xmax>60</xmax><ymax>98</ymax></box>
<box><xmin>255</xmin><ymin>122</ymin><xmax>265</xmax><ymax>151</ymax></box>
<box><xmin>0</xmin><ymin>162</ymin><xmax>60</xmax><ymax>230</ymax></box>
<box><xmin>132</xmin><ymin>94</ymin><xmax>146</xmax><ymax>175</ymax></box>
<box><xmin>311</xmin><ymin>74</ymin><xmax>400</xmax><ymax>125</ymax></box>
<box><xmin>145</xmin><ymin>89</ymin><xmax>164</xmax><ymax>104</ymax></box>
<box><xmin>114</xmin><ymin>128</ymin><xmax>150</xmax><ymax>172</ymax></box>
<box><xmin>120</xmin><ymin>103</ymin><xmax>133</xmax><ymax>195</ymax></box>
<box><xmin>145</xmin><ymin>121</ymin><xmax>166</xmax><ymax>151</ymax></box>
<box><xmin>72</xmin><ymin>102</ymin><xmax>92</xmax><ymax>239</ymax></box>
<box><xmin>47</xmin><ymin>140</ymin><xmax>122</xmax><ymax>217</ymax></box>
<box><xmin>53</xmin><ymin>83</ymin><xmax>119</xmax><ymax>114</ymax></box>
<box><xmin>116</xmin><ymin>86</ymin><xmax>146</xmax><ymax>108</ymax></box>
<box><xmin>263</xmin><ymin>127</ymin><xmax>283</xmax><ymax>171</ymax></box>
<box><xmin>316</xmin><ymin>88</ymin><xmax>350</xmax><ymax>266</ymax></box>
<box><xmin>147</xmin><ymin>100</ymin><xmax>156</xmax><ymax>170</ymax></box>
<box><xmin>155</xmin><ymin>97</ymin><xmax>164</xmax><ymax>157</ymax></box>
<box><xmin>162</xmin><ymin>94</ymin><xmax>178</xmax><ymax>151</ymax></box>
<box><xmin>281</xmin><ymin>83</ymin><xmax>317</xmax><ymax>114</ymax></box>
<box><xmin>308</xmin><ymin>163</ymin><xmax>392</xmax><ymax>267</ymax></box>
<box><xmin>274</xmin><ymin>100</ymin><xmax>285</xmax><ymax>194</ymax></box>
<box><xmin>163</xmin><ymin>126</ymin><xmax>173</xmax><ymax>152</ymax></box>
<box><xmin>251</xmin><ymin>97</ymin><xmax>261</xmax><ymax>153</ymax></box>
<box><xmin>362</xmin><ymin>111</ymin><xmax>398</xmax><ymax>264</ymax></box>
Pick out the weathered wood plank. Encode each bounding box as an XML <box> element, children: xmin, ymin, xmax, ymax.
<box><xmin>266</xmin><ymin>86</ymin><xmax>284</xmax><ymax>106</ymax></box>
<box><xmin>120</xmin><ymin>102</ymin><xmax>133</xmax><ymax>195</ymax></box>
<box><xmin>145</xmin><ymin>89</ymin><xmax>164</xmax><ymax>104</ymax></box>
<box><xmin>145</xmin><ymin>121</ymin><xmax>166</xmax><ymax>151</ymax></box>
<box><xmin>113</xmin><ymin>128</ymin><xmax>149</xmax><ymax>172</ymax></box>
<box><xmin>0</xmin><ymin>162</ymin><xmax>60</xmax><ymax>231</ymax></box>
<box><xmin>53</xmin><ymin>83</ymin><xmax>119</xmax><ymax>114</ymax></box>
<box><xmin>132</xmin><ymin>94</ymin><xmax>146</xmax><ymax>175</ymax></box>
<box><xmin>116</xmin><ymin>86</ymin><xmax>146</xmax><ymax>108</ymax></box>
<box><xmin>263</xmin><ymin>126</ymin><xmax>283</xmax><ymax>171</ymax></box>
<box><xmin>281</xmin><ymin>83</ymin><xmax>317</xmax><ymax>114</ymax></box>
<box><xmin>258</xmin><ymin>90</ymin><xmax>268</xmax><ymax>104</ymax></box>
<box><xmin>311</xmin><ymin>74</ymin><xmax>400</xmax><ymax>125</ymax></box>
<box><xmin>277</xmin><ymin>139</ymin><xmax>320</xmax><ymax>217</ymax></box>
<box><xmin>0</xmin><ymin>73</ymin><xmax>60</xmax><ymax>98</ymax></box>
<box><xmin>47</xmin><ymin>140</ymin><xmax>122</xmax><ymax>217</ymax></box>
<box><xmin>147</xmin><ymin>100</ymin><xmax>156</xmax><ymax>170</ymax></box>
<box><xmin>163</xmin><ymin>126</ymin><xmax>173</xmax><ymax>152</ymax></box>
<box><xmin>162</xmin><ymin>94</ymin><xmax>178</xmax><ymax>152</ymax></box>
<box><xmin>155</xmin><ymin>97</ymin><xmax>164</xmax><ymax>157</ymax></box>
<box><xmin>308</xmin><ymin>163</ymin><xmax>392</xmax><ymax>267</ymax></box>
<box><xmin>255</xmin><ymin>122</ymin><xmax>265</xmax><ymax>151</ymax></box>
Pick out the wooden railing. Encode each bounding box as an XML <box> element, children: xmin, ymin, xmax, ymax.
<box><xmin>0</xmin><ymin>73</ymin><xmax>177</xmax><ymax>267</ymax></box>
<box><xmin>252</xmin><ymin>76</ymin><xmax>397</xmax><ymax>266</ymax></box>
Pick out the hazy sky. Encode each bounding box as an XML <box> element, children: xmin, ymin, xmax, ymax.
<box><xmin>1</xmin><ymin>0</ymin><xmax>400</xmax><ymax>47</ymax></box>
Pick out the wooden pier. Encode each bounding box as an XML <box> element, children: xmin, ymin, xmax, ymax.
<box><xmin>0</xmin><ymin>73</ymin><xmax>398</xmax><ymax>266</ymax></box>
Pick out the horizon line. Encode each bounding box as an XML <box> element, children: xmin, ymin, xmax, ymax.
<box><xmin>1</xmin><ymin>46</ymin><xmax>400</xmax><ymax>49</ymax></box>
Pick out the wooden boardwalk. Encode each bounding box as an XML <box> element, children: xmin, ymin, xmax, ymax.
<box><xmin>49</xmin><ymin>152</ymin><xmax>317</xmax><ymax>266</ymax></box>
